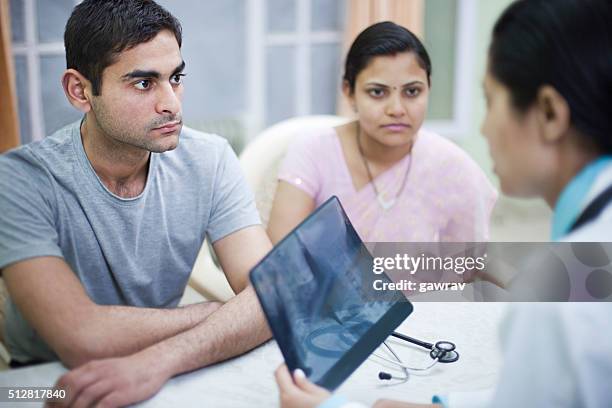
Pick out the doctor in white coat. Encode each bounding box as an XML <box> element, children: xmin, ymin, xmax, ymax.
<box><xmin>274</xmin><ymin>0</ymin><xmax>612</xmax><ymax>407</ymax></box>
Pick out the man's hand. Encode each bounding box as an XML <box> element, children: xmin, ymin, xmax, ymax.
<box><xmin>50</xmin><ymin>347</ymin><xmax>170</xmax><ymax>408</ymax></box>
<box><xmin>275</xmin><ymin>364</ymin><xmax>330</xmax><ymax>408</ymax></box>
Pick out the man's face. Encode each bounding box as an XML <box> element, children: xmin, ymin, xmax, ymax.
<box><xmin>88</xmin><ymin>30</ymin><xmax>184</xmax><ymax>153</ymax></box>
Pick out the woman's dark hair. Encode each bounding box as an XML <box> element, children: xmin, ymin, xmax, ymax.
<box><xmin>490</xmin><ymin>0</ymin><xmax>612</xmax><ymax>152</ymax></box>
<box><xmin>64</xmin><ymin>0</ymin><xmax>182</xmax><ymax>96</ymax></box>
<box><xmin>343</xmin><ymin>21</ymin><xmax>432</xmax><ymax>92</ymax></box>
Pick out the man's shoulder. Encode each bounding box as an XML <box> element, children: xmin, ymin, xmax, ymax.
<box><xmin>0</xmin><ymin>122</ymin><xmax>79</xmax><ymax>177</ymax></box>
<box><xmin>0</xmin><ymin>123</ymin><xmax>79</xmax><ymax>207</ymax></box>
<box><xmin>1</xmin><ymin>122</ymin><xmax>78</xmax><ymax>159</ymax></box>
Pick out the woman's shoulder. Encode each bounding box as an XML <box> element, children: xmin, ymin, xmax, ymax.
<box><xmin>281</xmin><ymin>125</ymin><xmax>343</xmax><ymax>176</ymax></box>
<box><xmin>289</xmin><ymin>125</ymin><xmax>339</xmax><ymax>152</ymax></box>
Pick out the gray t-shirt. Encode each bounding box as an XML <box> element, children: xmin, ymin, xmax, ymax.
<box><xmin>0</xmin><ymin>120</ymin><xmax>261</xmax><ymax>363</ymax></box>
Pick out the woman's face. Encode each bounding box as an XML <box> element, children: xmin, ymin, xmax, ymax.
<box><xmin>481</xmin><ymin>69</ymin><xmax>555</xmax><ymax>197</ymax></box>
<box><xmin>346</xmin><ymin>51</ymin><xmax>429</xmax><ymax>148</ymax></box>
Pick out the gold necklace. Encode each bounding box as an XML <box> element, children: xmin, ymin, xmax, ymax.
<box><xmin>356</xmin><ymin>128</ymin><xmax>412</xmax><ymax>211</ymax></box>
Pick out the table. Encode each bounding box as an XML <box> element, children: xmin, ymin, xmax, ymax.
<box><xmin>0</xmin><ymin>302</ymin><xmax>506</xmax><ymax>407</ymax></box>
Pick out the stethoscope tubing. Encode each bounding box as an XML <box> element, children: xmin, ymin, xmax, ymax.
<box><xmin>373</xmin><ymin>332</ymin><xmax>458</xmax><ymax>380</ymax></box>
<box><xmin>373</xmin><ymin>341</ymin><xmax>440</xmax><ymax>372</ymax></box>
<box><xmin>391</xmin><ymin>331</ymin><xmax>434</xmax><ymax>350</ymax></box>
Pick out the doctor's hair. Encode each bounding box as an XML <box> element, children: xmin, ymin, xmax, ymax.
<box><xmin>489</xmin><ymin>0</ymin><xmax>612</xmax><ymax>152</ymax></box>
<box><xmin>343</xmin><ymin>21</ymin><xmax>432</xmax><ymax>93</ymax></box>
<box><xmin>64</xmin><ymin>0</ymin><xmax>182</xmax><ymax>96</ymax></box>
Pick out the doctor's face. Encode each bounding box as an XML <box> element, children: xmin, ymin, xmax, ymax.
<box><xmin>481</xmin><ymin>69</ymin><xmax>556</xmax><ymax>198</ymax></box>
<box><xmin>346</xmin><ymin>51</ymin><xmax>429</xmax><ymax>149</ymax></box>
<box><xmin>87</xmin><ymin>30</ymin><xmax>185</xmax><ymax>153</ymax></box>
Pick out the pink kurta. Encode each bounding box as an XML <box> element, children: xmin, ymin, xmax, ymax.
<box><xmin>278</xmin><ymin>127</ymin><xmax>497</xmax><ymax>242</ymax></box>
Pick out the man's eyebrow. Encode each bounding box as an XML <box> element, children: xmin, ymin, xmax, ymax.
<box><xmin>121</xmin><ymin>61</ymin><xmax>185</xmax><ymax>80</ymax></box>
<box><xmin>122</xmin><ymin>70</ymin><xmax>160</xmax><ymax>80</ymax></box>
<box><xmin>172</xmin><ymin>61</ymin><xmax>186</xmax><ymax>76</ymax></box>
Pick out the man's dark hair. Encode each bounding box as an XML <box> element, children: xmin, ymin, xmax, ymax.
<box><xmin>490</xmin><ymin>0</ymin><xmax>612</xmax><ymax>152</ymax></box>
<box><xmin>343</xmin><ymin>21</ymin><xmax>432</xmax><ymax>92</ymax></box>
<box><xmin>64</xmin><ymin>0</ymin><xmax>182</xmax><ymax>96</ymax></box>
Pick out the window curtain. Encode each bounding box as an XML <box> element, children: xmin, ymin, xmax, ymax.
<box><xmin>0</xmin><ymin>0</ymin><xmax>20</xmax><ymax>152</ymax></box>
<box><xmin>337</xmin><ymin>0</ymin><xmax>425</xmax><ymax>117</ymax></box>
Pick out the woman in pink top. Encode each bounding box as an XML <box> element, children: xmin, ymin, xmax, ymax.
<box><xmin>267</xmin><ymin>22</ymin><xmax>497</xmax><ymax>243</ymax></box>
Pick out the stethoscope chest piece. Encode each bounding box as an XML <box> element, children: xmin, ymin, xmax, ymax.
<box><xmin>430</xmin><ymin>341</ymin><xmax>459</xmax><ymax>363</ymax></box>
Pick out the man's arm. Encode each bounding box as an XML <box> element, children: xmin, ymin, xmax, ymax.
<box><xmin>142</xmin><ymin>224</ymin><xmax>274</xmax><ymax>372</ymax></box>
<box><xmin>3</xmin><ymin>256</ymin><xmax>221</xmax><ymax>367</ymax></box>
<box><xmin>54</xmin><ymin>225</ymin><xmax>273</xmax><ymax>408</ymax></box>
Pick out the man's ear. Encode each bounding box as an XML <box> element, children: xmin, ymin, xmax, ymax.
<box><xmin>61</xmin><ymin>69</ymin><xmax>93</xmax><ymax>113</ymax></box>
<box><xmin>535</xmin><ymin>85</ymin><xmax>570</xmax><ymax>144</ymax></box>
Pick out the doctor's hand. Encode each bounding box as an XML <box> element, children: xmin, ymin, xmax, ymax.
<box><xmin>49</xmin><ymin>348</ymin><xmax>171</xmax><ymax>408</ymax></box>
<box><xmin>275</xmin><ymin>364</ymin><xmax>331</xmax><ymax>408</ymax></box>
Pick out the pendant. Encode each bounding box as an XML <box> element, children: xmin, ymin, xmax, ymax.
<box><xmin>377</xmin><ymin>194</ymin><xmax>395</xmax><ymax>210</ymax></box>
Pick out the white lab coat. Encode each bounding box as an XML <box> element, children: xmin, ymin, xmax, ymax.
<box><xmin>563</xmin><ymin>163</ymin><xmax>612</xmax><ymax>242</ymax></box>
<box><xmin>446</xmin><ymin>303</ymin><xmax>612</xmax><ymax>408</ymax></box>
<box><xmin>446</xmin><ymin>164</ymin><xmax>612</xmax><ymax>408</ymax></box>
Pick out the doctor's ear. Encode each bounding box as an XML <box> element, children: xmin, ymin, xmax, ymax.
<box><xmin>535</xmin><ymin>85</ymin><xmax>570</xmax><ymax>144</ymax></box>
<box><xmin>62</xmin><ymin>69</ymin><xmax>92</xmax><ymax>113</ymax></box>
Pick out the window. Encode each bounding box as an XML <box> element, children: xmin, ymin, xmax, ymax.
<box><xmin>423</xmin><ymin>0</ymin><xmax>476</xmax><ymax>139</ymax></box>
<box><xmin>262</xmin><ymin>0</ymin><xmax>345</xmax><ymax>126</ymax></box>
<box><xmin>11</xmin><ymin>0</ymin><xmax>81</xmax><ymax>143</ymax></box>
<box><xmin>10</xmin><ymin>0</ymin><xmax>473</xmax><ymax>144</ymax></box>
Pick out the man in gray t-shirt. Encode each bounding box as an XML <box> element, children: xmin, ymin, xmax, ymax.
<box><xmin>0</xmin><ymin>121</ymin><xmax>261</xmax><ymax>362</ymax></box>
<box><xmin>0</xmin><ymin>1</ymin><xmax>273</xmax><ymax>406</ymax></box>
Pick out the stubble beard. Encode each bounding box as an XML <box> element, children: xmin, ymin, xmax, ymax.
<box><xmin>90</xmin><ymin>98</ymin><xmax>181</xmax><ymax>154</ymax></box>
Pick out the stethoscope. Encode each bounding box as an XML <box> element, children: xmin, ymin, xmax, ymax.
<box><xmin>304</xmin><ymin>318</ymin><xmax>459</xmax><ymax>382</ymax></box>
<box><xmin>373</xmin><ymin>331</ymin><xmax>459</xmax><ymax>381</ymax></box>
